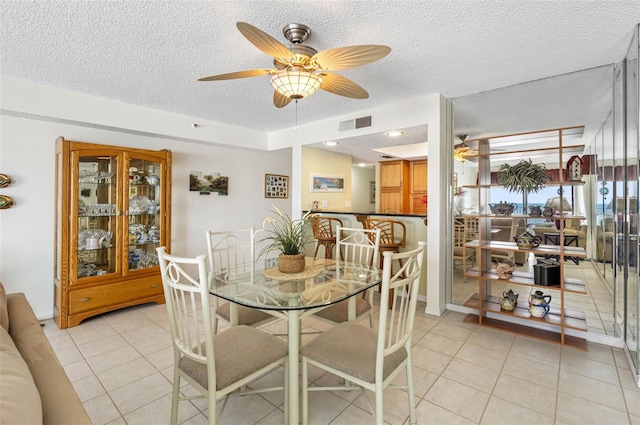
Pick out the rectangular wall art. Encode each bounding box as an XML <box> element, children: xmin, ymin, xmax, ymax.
<box><xmin>310</xmin><ymin>173</ymin><xmax>345</xmax><ymax>192</ymax></box>
<box><xmin>264</xmin><ymin>174</ymin><xmax>288</xmax><ymax>198</ymax></box>
<box><xmin>189</xmin><ymin>171</ymin><xmax>228</xmax><ymax>195</ymax></box>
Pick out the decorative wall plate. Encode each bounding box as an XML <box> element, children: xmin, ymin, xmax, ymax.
<box><xmin>0</xmin><ymin>174</ymin><xmax>12</xmax><ymax>188</ymax></box>
<box><xmin>0</xmin><ymin>195</ymin><xmax>14</xmax><ymax>209</ymax></box>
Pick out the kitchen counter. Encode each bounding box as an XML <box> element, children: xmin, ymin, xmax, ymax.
<box><xmin>307</xmin><ymin>210</ymin><xmax>427</xmax><ymax>224</ymax></box>
<box><xmin>306</xmin><ymin>210</ymin><xmax>427</xmax><ymax>295</ymax></box>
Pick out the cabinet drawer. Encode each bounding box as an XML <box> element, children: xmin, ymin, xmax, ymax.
<box><xmin>69</xmin><ymin>278</ymin><xmax>163</xmax><ymax>314</ymax></box>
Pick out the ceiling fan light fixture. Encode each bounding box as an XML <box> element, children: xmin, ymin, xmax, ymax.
<box><xmin>453</xmin><ymin>143</ymin><xmax>477</xmax><ymax>162</ymax></box>
<box><xmin>270</xmin><ymin>70</ymin><xmax>322</xmax><ymax>99</ymax></box>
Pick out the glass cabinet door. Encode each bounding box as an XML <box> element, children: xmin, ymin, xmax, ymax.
<box><xmin>126</xmin><ymin>155</ymin><xmax>163</xmax><ymax>272</ymax></box>
<box><xmin>76</xmin><ymin>153</ymin><xmax>118</xmax><ymax>279</ymax></box>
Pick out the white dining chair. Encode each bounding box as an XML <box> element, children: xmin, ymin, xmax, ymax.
<box><xmin>205</xmin><ymin>228</ymin><xmax>278</xmax><ymax>332</ymax></box>
<box><xmin>300</xmin><ymin>241</ymin><xmax>425</xmax><ymax>425</ymax></box>
<box><xmin>311</xmin><ymin>226</ymin><xmax>381</xmax><ymax>327</ymax></box>
<box><xmin>156</xmin><ymin>247</ymin><xmax>288</xmax><ymax>425</ymax></box>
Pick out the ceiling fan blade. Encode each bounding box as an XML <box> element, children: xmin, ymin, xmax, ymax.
<box><xmin>273</xmin><ymin>91</ymin><xmax>292</xmax><ymax>108</ymax></box>
<box><xmin>312</xmin><ymin>45</ymin><xmax>391</xmax><ymax>70</ymax></box>
<box><xmin>319</xmin><ymin>73</ymin><xmax>369</xmax><ymax>99</ymax></box>
<box><xmin>198</xmin><ymin>69</ymin><xmax>273</xmax><ymax>81</ymax></box>
<box><xmin>236</xmin><ymin>22</ymin><xmax>296</xmax><ymax>60</ymax></box>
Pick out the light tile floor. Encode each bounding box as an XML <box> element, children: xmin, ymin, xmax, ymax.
<box><xmin>43</xmin><ymin>298</ymin><xmax>640</xmax><ymax>425</ymax></box>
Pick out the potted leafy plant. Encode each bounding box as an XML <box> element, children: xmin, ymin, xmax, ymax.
<box><xmin>259</xmin><ymin>206</ymin><xmax>316</xmax><ymax>273</ymax></box>
<box><xmin>498</xmin><ymin>158</ymin><xmax>549</xmax><ymax>194</ymax></box>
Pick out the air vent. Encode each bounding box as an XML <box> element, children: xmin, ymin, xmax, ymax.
<box><xmin>338</xmin><ymin>115</ymin><xmax>372</xmax><ymax>132</ymax></box>
<box><xmin>355</xmin><ymin>116</ymin><xmax>372</xmax><ymax>129</ymax></box>
<box><xmin>380</xmin><ymin>155</ymin><xmax>394</xmax><ymax>159</ymax></box>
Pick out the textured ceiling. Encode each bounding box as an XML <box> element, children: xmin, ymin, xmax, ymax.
<box><xmin>1</xmin><ymin>1</ymin><xmax>639</xmax><ymax>162</ymax></box>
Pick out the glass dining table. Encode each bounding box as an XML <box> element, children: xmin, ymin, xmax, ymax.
<box><xmin>208</xmin><ymin>256</ymin><xmax>382</xmax><ymax>424</ymax></box>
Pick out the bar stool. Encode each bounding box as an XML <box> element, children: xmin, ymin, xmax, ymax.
<box><xmin>364</xmin><ymin>218</ymin><xmax>407</xmax><ymax>308</ymax></box>
<box><xmin>311</xmin><ymin>216</ymin><xmax>343</xmax><ymax>259</ymax></box>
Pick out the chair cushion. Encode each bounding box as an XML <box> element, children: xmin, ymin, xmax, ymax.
<box><xmin>0</xmin><ymin>326</ymin><xmax>43</xmax><ymax>425</ymax></box>
<box><xmin>453</xmin><ymin>247</ymin><xmax>470</xmax><ymax>257</ymax></box>
<box><xmin>301</xmin><ymin>322</ymin><xmax>407</xmax><ymax>383</ymax></box>
<box><xmin>178</xmin><ymin>325</ymin><xmax>287</xmax><ymax>391</ymax></box>
<box><xmin>0</xmin><ymin>281</ymin><xmax>8</xmax><ymax>331</ymax></box>
<box><xmin>313</xmin><ymin>298</ymin><xmax>371</xmax><ymax>323</ymax></box>
<box><xmin>216</xmin><ymin>302</ymin><xmax>274</xmax><ymax>326</ymax></box>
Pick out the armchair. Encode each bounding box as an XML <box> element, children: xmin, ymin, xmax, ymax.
<box><xmin>490</xmin><ymin>218</ymin><xmax>527</xmax><ymax>265</ymax></box>
<box><xmin>596</xmin><ymin>217</ymin><xmax>615</xmax><ymax>262</ymax></box>
<box><xmin>531</xmin><ymin>218</ymin><xmax>588</xmax><ymax>249</ymax></box>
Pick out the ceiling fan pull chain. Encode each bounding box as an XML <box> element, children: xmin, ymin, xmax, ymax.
<box><xmin>295</xmin><ymin>99</ymin><xmax>299</xmax><ymax>130</ymax></box>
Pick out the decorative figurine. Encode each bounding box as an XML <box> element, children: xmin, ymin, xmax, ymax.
<box><xmin>566</xmin><ymin>155</ymin><xmax>582</xmax><ymax>181</ymax></box>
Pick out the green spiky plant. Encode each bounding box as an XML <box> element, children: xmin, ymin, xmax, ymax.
<box><xmin>259</xmin><ymin>206</ymin><xmax>315</xmax><ymax>257</ymax></box>
<box><xmin>498</xmin><ymin>158</ymin><xmax>549</xmax><ymax>194</ymax></box>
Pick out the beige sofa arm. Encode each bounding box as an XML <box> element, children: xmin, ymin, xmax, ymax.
<box><xmin>7</xmin><ymin>294</ymin><xmax>92</xmax><ymax>425</ymax></box>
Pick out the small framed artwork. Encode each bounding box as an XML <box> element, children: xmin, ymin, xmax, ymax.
<box><xmin>265</xmin><ymin>174</ymin><xmax>288</xmax><ymax>198</ymax></box>
<box><xmin>189</xmin><ymin>171</ymin><xmax>228</xmax><ymax>195</ymax></box>
<box><xmin>310</xmin><ymin>173</ymin><xmax>345</xmax><ymax>192</ymax></box>
<box><xmin>453</xmin><ymin>172</ymin><xmax>458</xmax><ymax>195</ymax></box>
<box><xmin>370</xmin><ymin>181</ymin><xmax>376</xmax><ymax>203</ymax></box>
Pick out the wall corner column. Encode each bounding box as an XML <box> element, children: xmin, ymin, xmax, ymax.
<box><xmin>425</xmin><ymin>94</ymin><xmax>451</xmax><ymax>316</ymax></box>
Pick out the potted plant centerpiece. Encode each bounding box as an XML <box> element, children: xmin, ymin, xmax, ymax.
<box><xmin>260</xmin><ymin>206</ymin><xmax>316</xmax><ymax>273</ymax></box>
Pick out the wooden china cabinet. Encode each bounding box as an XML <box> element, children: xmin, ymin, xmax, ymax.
<box><xmin>54</xmin><ymin>137</ymin><xmax>172</xmax><ymax>328</ymax></box>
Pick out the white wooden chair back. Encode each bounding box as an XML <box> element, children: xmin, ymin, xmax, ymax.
<box><xmin>205</xmin><ymin>228</ymin><xmax>276</xmax><ymax>331</ymax></box>
<box><xmin>157</xmin><ymin>247</ymin><xmax>287</xmax><ymax>425</ymax></box>
<box><xmin>376</xmin><ymin>241</ymin><xmax>426</xmax><ymax>366</ymax></box>
<box><xmin>205</xmin><ymin>228</ymin><xmax>262</xmax><ymax>282</ymax></box>
<box><xmin>156</xmin><ymin>248</ymin><xmax>216</xmax><ymax>383</ymax></box>
<box><xmin>336</xmin><ymin>226</ymin><xmax>381</xmax><ymax>266</ymax></box>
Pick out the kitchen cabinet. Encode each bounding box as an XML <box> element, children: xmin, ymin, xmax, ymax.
<box><xmin>54</xmin><ymin>137</ymin><xmax>171</xmax><ymax>328</ymax></box>
<box><xmin>379</xmin><ymin>160</ymin><xmax>410</xmax><ymax>213</ymax></box>
<box><xmin>410</xmin><ymin>159</ymin><xmax>427</xmax><ymax>214</ymax></box>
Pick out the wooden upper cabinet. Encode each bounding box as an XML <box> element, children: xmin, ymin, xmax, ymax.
<box><xmin>410</xmin><ymin>160</ymin><xmax>427</xmax><ymax>192</ymax></box>
<box><xmin>379</xmin><ymin>160</ymin><xmax>410</xmax><ymax>213</ymax></box>
<box><xmin>379</xmin><ymin>159</ymin><xmax>426</xmax><ymax>214</ymax></box>
<box><xmin>380</xmin><ymin>160</ymin><xmax>410</xmax><ymax>189</ymax></box>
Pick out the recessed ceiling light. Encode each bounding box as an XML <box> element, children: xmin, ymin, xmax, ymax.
<box><xmin>385</xmin><ymin>130</ymin><xmax>404</xmax><ymax>137</ymax></box>
<box><xmin>323</xmin><ymin>141</ymin><xmax>339</xmax><ymax>146</ymax></box>
<box><xmin>358</xmin><ymin>163</ymin><xmax>367</xmax><ymax>167</ymax></box>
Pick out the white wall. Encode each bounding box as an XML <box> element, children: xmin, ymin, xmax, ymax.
<box><xmin>1</xmin><ymin>78</ymin><xmax>447</xmax><ymax>320</ymax></box>
<box><xmin>0</xmin><ymin>81</ymin><xmax>291</xmax><ymax>319</ymax></box>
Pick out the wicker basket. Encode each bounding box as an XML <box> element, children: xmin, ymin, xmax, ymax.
<box><xmin>278</xmin><ymin>253</ymin><xmax>306</xmax><ymax>274</ymax></box>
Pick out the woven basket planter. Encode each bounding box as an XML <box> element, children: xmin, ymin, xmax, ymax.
<box><xmin>278</xmin><ymin>253</ymin><xmax>306</xmax><ymax>273</ymax></box>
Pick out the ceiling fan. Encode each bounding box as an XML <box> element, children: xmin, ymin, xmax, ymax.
<box><xmin>198</xmin><ymin>22</ymin><xmax>391</xmax><ymax>108</ymax></box>
<box><xmin>453</xmin><ymin>135</ymin><xmax>477</xmax><ymax>162</ymax></box>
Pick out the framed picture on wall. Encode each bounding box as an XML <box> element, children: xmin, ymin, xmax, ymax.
<box><xmin>310</xmin><ymin>173</ymin><xmax>345</xmax><ymax>192</ymax></box>
<box><xmin>370</xmin><ymin>181</ymin><xmax>375</xmax><ymax>203</ymax></box>
<box><xmin>265</xmin><ymin>174</ymin><xmax>288</xmax><ymax>198</ymax></box>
